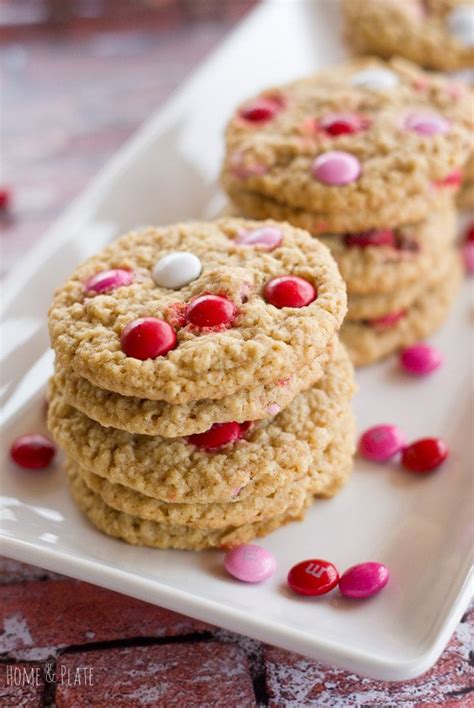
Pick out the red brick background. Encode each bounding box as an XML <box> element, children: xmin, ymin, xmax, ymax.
<box><xmin>0</xmin><ymin>560</ymin><xmax>472</xmax><ymax>706</ymax></box>
<box><xmin>1</xmin><ymin>1</ymin><xmax>473</xmax><ymax>705</ymax></box>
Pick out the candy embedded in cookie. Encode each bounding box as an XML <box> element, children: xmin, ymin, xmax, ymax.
<box><xmin>152</xmin><ymin>252</ymin><xmax>202</xmax><ymax>289</ymax></box>
<box><xmin>185</xmin><ymin>294</ymin><xmax>236</xmax><ymax>328</ymax></box>
<box><xmin>264</xmin><ymin>276</ymin><xmax>317</xmax><ymax>308</ymax></box>
<box><xmin>311</xmin><ymin>151</ymin><xmax>361</xmax><ymax>186</ymax></box>
<box><xmin>120</xmin><ymin>317</ymin><xmax>177</xmax><ymax>360</ymax></box>
<box><xmin>186</xmin><ymin>421</ymin><xmax>250</xmax><ymax>450</ymax></box>
<box><xmin>239</xmin><ymin>95</ymin><xmax>284</xmax><ymax>123</ymax></box>
<box><xmin>85</xmin><ymin>269</ymin><xmax>134</xmax><ymax>294</ymax></box>
<box><xmin>350</xmin><ymin>67</ymin><xmax>399</xmax><ymax>90</ymax></box>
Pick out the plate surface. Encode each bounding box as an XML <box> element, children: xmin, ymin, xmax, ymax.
<box><xmin>1</xmin><ymin>0</ymin><xmax>473</xmax><ymax>681</ymax></box>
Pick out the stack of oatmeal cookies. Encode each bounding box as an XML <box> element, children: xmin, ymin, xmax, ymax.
<box><xmin>221</xmin><ymin>57</ymin><xmax>472</xmax><ymax>365</ymax></box>
<box><xmin>48</xmin><ymin>218</ymin><xmax>355</xmax><ymax>550</ymax></box>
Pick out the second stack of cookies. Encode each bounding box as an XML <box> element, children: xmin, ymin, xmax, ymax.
<box><xmin>221</xmin><ymin>57</ymin><xmax>472</xmax><ymax>365</ymax></box>
<box><xmin>47</xmin><ymin>217</ymin><xmax>355</xmax><ymax>550</ymax></box>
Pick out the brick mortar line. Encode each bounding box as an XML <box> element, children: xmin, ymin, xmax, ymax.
<box><xmin>245</xmin><ymin>643</ymin><xmax>269</xmax><ymax>707</ymax></box>
<box><xmin>0</xmin><ymin>630</ymin><xmax>216</xmax><ymax>663</ymax></box>
<box><xmin>41</xmin><ymin>659</ymin><xmax>56</xmax><ymax>708</ymax></box>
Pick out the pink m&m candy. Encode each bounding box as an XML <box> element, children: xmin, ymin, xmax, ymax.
<box><xmin>264</xmin><ymin>276</ymin><xmax>316</xmax><ymax>308</ymax></box>
<box><xmin>236</xmin><ymin>226</ymin><xmax>283</xmax><ymax>251</ymax></box>
<box><xmin>339</xmin><ymin>562</ymin><xmax>389</xmax><ymax>599</ymax></box>
<box><xmin>404</xmin><ymin>112</ymin><xmax>450</xmax><ymax>136</ymax></box>
<box><xmin>187</xmin><ymin>421</ymin><xmax>248</xmax><ymax>450</ymax></box>
<box><xmin>400</xmin><ymin>343</ymin><xmax>443</xmax><ymax>376</ymax></box>
<box><xmin>359</xmin><ymin>424</ymin><xmax>406</xmax><ymax>462</ymax></box>
<box><xmin>186</xmin><ymin>294</ymin><xmax>236</xmax><ymax>328</ymax></box>
<box><xmin>287</xmin><ymin>559</ymin><xmax>339</xmax><ymax>596</ymax></box>
<box><xmin>224</xmin><ymin>544</ymin><xmax>276</xmax><ymax>583</ymax></box>
<box><xmin>121</xmin><ymin>317</ymin><xmax>176</xmax><ymax>360</ymax></box>
<box><xmin>312</xmin><ymin>151</ymin><xmax>361</xmax><ymax>185</ymax></box>
<box><xmin>85</xmin><ymin>269</ymin><xmax>133</xmax><ymax>294</ymax></box>
<box><xmin>462</xmin><ymin>241</ymin><xmax>474</xmax><ymax>274</ymax></box>
<box><xmin>10</xmin><ymin>434</ymin><xmax>56</xmax><ymax>470</ymax></box>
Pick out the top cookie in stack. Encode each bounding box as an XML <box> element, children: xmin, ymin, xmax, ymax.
<box><xmin>221</xmin><ymin>57</ymin><xmax>473</xmax><ymax>365</ymax></box>
<box><xmin>48</xmin><ymin>218</ymin><xmax>355</xmax><ymax>550</ymax></box>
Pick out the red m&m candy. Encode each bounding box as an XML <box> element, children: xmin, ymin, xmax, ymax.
<box><xmin>240</xmin><ymin>97</ymin><xmax>282</xmax><ymax>123</ymax></box>
<box><xmin>319</xmin><ymin>113</ymin><xmax>367</xmax><ymax>136</ymax></box>
<box><xmin>368</xmin><ymin>310</ymin><xmax>405</xmax><ymax>329</ymax></box>
<box><xmin>186</xmin><ymin>294</ymin><xmax>236</xmax><ymax>328</ymax></box>
<box><xmin>401</xmin><ymin>438</ymin><xmax>448</xmax><ymax>473</ymax></box>
<box><xmin>287</xmin><ymin>559</ymin><xmax>339</xmax><ymax>596</ymax></box>
<box><xmin>344</xmin><ymin>229</ymin><xmax>396</xmax><ymax>248</ymax></box>
<box><xmin>264</xmin><ymin>276</ymin><xmax>316</xmax><ymax>308</ymax></box>
<box><xmin>10</xmin><ymin>434</ymin><xmax>56</xmax><ymax>469</ymax></box>
<box><xmin>466</xmin><ymin>222</ymin><xmax>474</xmax><ymax>243</ymax></box>
<box><xmin>187</xmin><ymin>421</ymin><xmax>248</xmax><ymax>450</ymax></box>
<box><xmin>120</xmin><ymin>318</ymin><xmax>176</xmax><ymax>360</ymax></box>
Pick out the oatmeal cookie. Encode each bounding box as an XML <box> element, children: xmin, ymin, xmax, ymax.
<box><xmin>49</xmin><ymin>218</ymin><xmax>346</xmax><ymax>403</ymax></box>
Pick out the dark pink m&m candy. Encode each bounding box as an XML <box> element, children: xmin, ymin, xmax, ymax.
<box><xmin>359</xmin><ymin>424</ymin><xmax>406</xmax><ymax>462</ymax></box>
<box><xmin>85</xmin><ymin>269</ymin><xmax>133</xmax><ymax>294</ymax></box>
<box><xmin>400</xmin><ymin>344</ymin><xmax>443</xmax><ymax>376</ymax></box>
<box><xmin>186</xmin><ymin>294</ymin><xmax>236</xmax><ymax>328</ymax></box>
<box><xmin>287</xmin><ymin>559</ymin><xmax>339</xmax><ymax>596</ymax></box>
<box><xmin>121</xmin><ymin>317</ymin><xmax>176</xmax><ymax>360</ymax></box>
<box><xmin>339</xmin><ymin>562</ymin><xmax>389</xmax><ymax>599</ymax></box>
<box><xmin>10</xmin><ymin>434</ymin><xmax>56</xmax><ymax>469</ymax></box>
<box><xmin>264</xmin><ymin>276</ymin><xmax>316</xmax><ymax>308</ymax></box>
<box><xmin>401</xmin><ymin>438</ymin><xmax>448</xmax><ymax>473</ymax></box>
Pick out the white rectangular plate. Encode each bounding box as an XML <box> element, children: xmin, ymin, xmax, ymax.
<box><xmin>1</xmin><ymin>0</ymin><xmax>473</xmax><ymax>681</ymax></box>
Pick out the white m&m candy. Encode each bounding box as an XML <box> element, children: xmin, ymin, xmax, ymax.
<box><xmin>446</xmin><ymin>6</ymin><xmax>474</xmax><ymax>47</ymax></box>
<box><xmin>351</xmin><ymin>68</ymin><xmax>399</xmax><ymax>90</ymax></box>
<box><xmin>152</xmin><ymin>252</ymin><xmax>202</xmax><ymax>289</ymax></box>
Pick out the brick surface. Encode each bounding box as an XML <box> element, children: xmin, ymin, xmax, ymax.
<box><xmin>0</xmin><ymin>662</ymin><xmax>45</xmax><ymax>708</ymax></box>
<box><xmin>264</xmin><ymin>604</ymin><xmax>474</xmax><ymax>706</ymax></box>
<box><xmin>0</xmin><ymin>579</ymin><xmax>210</xmax><ymax>658</ymax></box>
<box><xmin>55</xmin><ymin>642</ymin><xmax>256</xmax><ymax>707</ymax></box>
